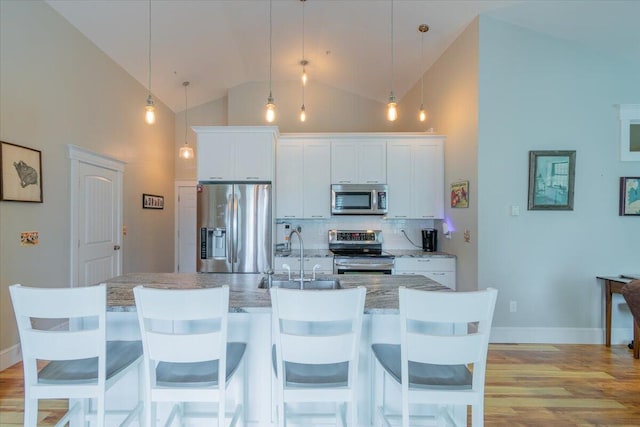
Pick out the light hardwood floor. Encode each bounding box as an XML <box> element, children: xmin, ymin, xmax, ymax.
<box><xmin>1</xmin><ymin>344</ymin><xmax>640</xmax><ymax>426</ymax></box>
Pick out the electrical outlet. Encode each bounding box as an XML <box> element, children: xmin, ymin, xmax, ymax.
<box><xmin>509</xmin><ymin>301</ymin><xmax>517</xmax><ymax>313</ymax></box>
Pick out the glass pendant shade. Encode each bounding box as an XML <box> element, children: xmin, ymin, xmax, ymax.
<box><xmin>301</xmin><ymin>68</ymin><xmax>308</xmax><ymax>86</ymax></box>
<box><xmin>300</xmin><ymin>105</ymin><xmax>306</xmax><ymax>122</ymax></box>
<box><xmin>145</xmin><ymin>96</ymin><xmax>156</xmax><ymax>125</ymax></box>
<box><xmin>265</xmin><ymin>95</ymin><xmax>276</xmax><ymax>123</ymax></box>
<box><xmin>387</xmin><ymin>94</ymin><xmax>397</xmax><ymax>122</ymax></box>
<box><xmin>419</xmin><ymin>105</ymin><xmax>427</xmax><ymax>122</ymax></box>
<box><xmin>179</xmin><ymin>145</ymin><xmax>194</xmax><ymax>160</ymax></box>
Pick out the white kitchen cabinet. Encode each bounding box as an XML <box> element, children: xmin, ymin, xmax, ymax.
<box><xmin>274</xmin><ymin>256</ymin><xmax>333</xmax><ymax>275</ymax></box>
<box><xmin>303</xmin><ymin>140</ymin><xmax>331</xmax><ymax>218</ymax></box>
<box><xmin>331</xmin><ymin>139</ymin><xmax>386</xmax><ymax>184</ymax></box>
<box><xmin>394</xmin><ymin>257</ymin><xmax>456</xmax><ymax>289</ymax></box>
<box><xmin>386</xmin><ymin>137</ymin><xmax>444</xmax><ymax>219</ymax></box>
<box><xmin>276</xmin><ymin>137</ymin><xmax>331</xmax><ymax>219</ymax></box>
<box><xmin>195</xmin><ymin>126</ymin><xmax>276</xmax><ymax>182</ymax></box>
<box><xmin>276</xmin><ymin>141</ymin><xmax>303</xmax><ymax>219</ymax></box>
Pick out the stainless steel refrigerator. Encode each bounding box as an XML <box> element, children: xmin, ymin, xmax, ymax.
<box><xmin>197</xmin><ymin>182</ymin><xmax>272</xmax><ymax>273</ymax></box>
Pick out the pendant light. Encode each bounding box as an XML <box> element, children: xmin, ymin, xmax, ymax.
<box><xmin>179</xmin><ymin>81</ymin><xmax>194</xmax><ymax>160</ymax></box>
<box><xmin>386</xmin><ymin>0</ymin><xmax>397</xmax><ymax>122</ymax></box>
<box><xmin>299</xmin><ymin>0</ymin><xmax>307</xmax><ymax>122</ymax></box>
<box><xmin>418</xmin><ymin>24</ymin><xmax>429</xmax><ymax>122</ymax></box>
<box><xmin>144</xmin><ymin>0</ymin><xmax>155</xmax><ymax>125</ymax></box>
<box><xmin>265</xmin><ymin>0</ymin><xmax>276</xmax><ymax>123</ymax></box>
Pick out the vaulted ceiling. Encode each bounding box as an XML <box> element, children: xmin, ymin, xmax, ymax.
<box><xmin>45</xmin><ymin>0</ymin><xmax>640</xmax><ymax>113</ymax></box>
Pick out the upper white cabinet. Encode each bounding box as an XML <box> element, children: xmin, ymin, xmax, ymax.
<box><xmin>195</xmin><ymin>126</ymin><xmax>277</xmax><ymax>182</ymax></box>
<box><xmin>331</xmin><ymin>139</ymin><xmax>386</xmax><ymax>184</ymax></box>
<box><xmin>276</xmin><ymin>137</ymin><xmax>331</xmax><ymax>219</ymax></box>
<box><xmin>387</xmin><ymin>137</ymin><xmax>444</xmax><ymax>219</ymax></box>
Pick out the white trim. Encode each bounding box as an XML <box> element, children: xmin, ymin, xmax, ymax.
<box><xmin>67</xmin><ymin>145</ymin><xmax>125</xmax><ymax>287</ymax></box>
<box><xmin>174</xmin><ymin>180</ymin><xmax>197</xmax><ymax>272</ymax></box>
<box><xmin>0</xmin><ymin>344</ymin><xmax>22</xmax><ymax>371</ymax></box>
<box><xmin>490</xmin><ymin>326</ymin><xmax>633</xmax><ymax>344</ymax></box>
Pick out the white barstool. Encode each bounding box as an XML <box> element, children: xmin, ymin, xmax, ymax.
<box><xmin>372</xmin><ymin>287</ymin><xmax>498</xmax><ymax>427</ymax></box>
<box><xmin>10</xmin><ymin>283</ymin><xmax>143</xmax><ymax>427</ymax></box>
<box><xmin>133</xmin><ymin>285</ymin><xmax>245</xmax><ymax>427</ymax></box>
<box><xmin>270</xmin><ymin>286</ymin><xmax>366</xmax><ymax>427</ymax></box>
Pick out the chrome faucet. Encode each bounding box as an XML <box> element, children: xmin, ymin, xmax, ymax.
<box><xmin>288</xmin><ymin>228</ymin><xmax>305</xmax><ymax>289</ymax></box>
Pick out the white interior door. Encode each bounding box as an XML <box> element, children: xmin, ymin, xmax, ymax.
<box><xmin>68</xmin><ymin>145</ymin><xmax>124</xmax><ymax>287</ymax></box>
<box><xmin>176</xmin><ymin>182</ymin><xmax>197</xmax><ymax>272</ymax></box>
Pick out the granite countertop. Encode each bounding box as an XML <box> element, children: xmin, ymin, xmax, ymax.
<box><xmin>275</xmin><ymin>248</ymin><xmax>455</xmax><ymax>259</ymax></box>
<box><xmin>384</xmin><ymin>250</ymin><xmax>455</xmax><ymax>258</ymax></box>
<box><xmin>105</xmin><ymin>272</ymin><xmax>449</xmax><ymax>314</ymax></box>
<box><xmin>274</xmin><ymin>249</ymin><xmax>334</xmax><ymax>258</ymax></box>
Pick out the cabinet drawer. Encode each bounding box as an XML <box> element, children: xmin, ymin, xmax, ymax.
<box><xmin>394</xmin><ymin>257</ymin><xmax>454</xmax><ymax>272</ymax></box>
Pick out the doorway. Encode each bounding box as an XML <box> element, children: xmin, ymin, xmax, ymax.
<box><xmin>175</xmin><ymin>180</ymin><xmax>197</xmax><ymax>272</ymax></box>
<box><xmin>68</xmin><ymin>145</ymin><xmax>124</xmax><ymax>287</ymax></box>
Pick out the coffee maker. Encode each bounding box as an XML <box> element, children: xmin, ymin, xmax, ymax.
<box><xmin>421</xmin><ymin>228</ymin><xmax>437</xmax><ymax>252</ymax></box>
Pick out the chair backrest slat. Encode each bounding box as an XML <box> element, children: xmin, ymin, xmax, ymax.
<box><xmin>10</xmin><ymin>284</ymin><xmax>107</xmax><ymax>388</ymax></box>
<box><xmin>146</xmin><ymin>330</ymin><xmax>223</xmax><ymax>363</ymax></box>
<box><xmin>281</xmin><ymin>332</ymin><xmax>356</xmax><ymax>365</ymax></box>
<box><xmin>134</xmin><ymin>285</ymin><xmax>230</xmax><ymax>379</ymax></box>
<box><xmin>406</xmin><ymin>332</ymin><xmax>485</xmax><ymax>365</ymax></box>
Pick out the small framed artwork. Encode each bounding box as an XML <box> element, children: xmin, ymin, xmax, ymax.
<box><xmin>1</xmin><ymin>141</ymin><xmax>43</xmax><ymax>203</ymax></box>
<box><xmin>528</xmin><ymin>150</ymin><xmax>576</xmax><ymax>211</ymax></box>
<box><xmin>142</xmin><ymin>193</ymin><xmax>164</xmax><ymax>209</ymax></box>
<box><xmin>619</xmin><ymin>177</ymin><xmax>640</xmax><ymax>216</ymax></box>
<box><xmin>450</xmin><ymin>180</ymin><xmax>469</xmax><ymax>208</ymax></box>
<box><xmin>618</xmin><ymin>105</ymin><xmax>640</xmax><ymax>161</ymax></box>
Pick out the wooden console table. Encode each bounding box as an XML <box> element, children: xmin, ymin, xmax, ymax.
<box><xmin>597</xmin><ymin>276</ymin><xmax>638</xmax><ymax>358</ymax></box>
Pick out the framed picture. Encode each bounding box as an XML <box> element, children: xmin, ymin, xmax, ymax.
<box><xmin>1</xmin><ymin>141</ymin><xmax>43</xmax><ymax>203</ymax></box>
<box><xmin>619</xmin><ymin>177</ymin><xmax>640</xmax><ymax>216</ymax></box>
<box><xmin>528</xmin><ymin>150</ymin><xmax>576</xmax><ymax>211</ymax></box>
<box><xmin>450</xmin><ymin>180</ymin><xmax>469</xmax><ymax>208</ymax></box>
<box><xmin>618</xmin><ymin>105</ymin><xmax>640</xmax><ymax>161</ymax></box>
<box><xmin>142</xmin><ymin>193</ymin><xmax>164</xmax><ymax>209</ymax></box>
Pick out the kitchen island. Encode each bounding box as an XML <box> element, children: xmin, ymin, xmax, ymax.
<box><xmin>105</xmin><ymin>272</ymin><xmax>449</xmax><ymax>312</ymax></box>
<box><xmin>103</xmin><ymin>273</ymin><xmax>452</xmax><ymax>426</ymax></box>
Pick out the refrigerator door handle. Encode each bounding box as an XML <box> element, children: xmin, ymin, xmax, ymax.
<box><xmin>232</xmin><ymin>193</ymin><xmax>239</xmax><ymax>264</ymax></box>
<box><xmin>226</xmin><ymin>193</ymin><xmax>233</xmax><ymax>264</ymax></box>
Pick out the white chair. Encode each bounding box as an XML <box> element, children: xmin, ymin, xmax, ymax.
<box><xmin>372</xmin><ymin>287</ymin><xmax>498</xmax><ymax>427</ymax></box>
<box><xmin>270</xmin><ymin>286</ymin><xmax>366</xmax><ymax>427</ymax></box>
<box><xmin>133</xmin><ymin>285</ymin><xmax>245</xmax><ymax>427</ymax></box>
<box><xmin>9</xmin><ymin>283</ymin><xmax>143</xmax><ymax>427</ymax></box>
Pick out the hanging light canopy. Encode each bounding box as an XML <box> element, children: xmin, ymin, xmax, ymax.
<box><xmin>144</xmin><ymin>0</ymin><xmax>155</xmax><ymax>125</ymax></box>
<box><xmin>179</xmin><ymin>81</ymin><xmax>194</xmax><ymax>160</ymax></box>
<box><xmin>418</xmin><ymin>24</ymin><xmax>429</xmax><ymax>122</ymax></box>
<box><xmin>387</xmin><ymin>0</ymin><xmax>397</xmax><ymax>122</ymax></box>
<box><xmin>299</xmin><ymin>0</ymin><xmax>307</xmax><ymax>122</ymax></box>
<box><xmin>265</xmin><ymin>0</ymin><xmax>276</xmax><ymax>123</ymax></box>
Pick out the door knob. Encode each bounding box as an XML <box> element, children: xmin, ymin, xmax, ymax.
<box><xmin>114</xmin><ymin>245</ymin><xmax>121</xmax><ymax>250</ymax></box>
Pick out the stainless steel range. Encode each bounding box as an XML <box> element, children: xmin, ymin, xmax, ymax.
<box><xmin>329</xmin><ymin>229</ymin><xmax>395</xmax><ymax>274</ymax></box>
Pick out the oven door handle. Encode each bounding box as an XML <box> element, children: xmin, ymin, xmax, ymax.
<box><xmin>334</xmin><ymin>262</ymin><xmax>394</xmax><ymax>269</ymax></box>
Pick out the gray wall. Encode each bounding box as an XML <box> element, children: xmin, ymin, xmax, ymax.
<box><xmin>478</xmin><ymin>16</ymin><xmax>640</xmax><ymax>342</ymax></box>
<box><xmin>0</xmin><ymin>0</ymin><xmax>176</xmax><ymax>362</ymax></box>
<box><xmin>397</xmin><ymin>18</ymin><xmax>480</xmax><ymax>293</ymax></box>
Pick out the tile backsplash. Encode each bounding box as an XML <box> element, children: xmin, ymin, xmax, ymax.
<box><xmin>276</xmin><ymin>217</ymin><xmax>439</xmax><ymax>251</ymax></box>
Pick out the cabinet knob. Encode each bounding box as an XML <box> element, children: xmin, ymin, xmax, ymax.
<box><xmin>113</xmin><ymin>245</ymin><xmax>121</xmax><ymax>251</ymax></box>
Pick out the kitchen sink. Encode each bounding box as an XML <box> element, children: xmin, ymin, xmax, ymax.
<box><xmin>259</xmin><ymin>278</ymin><xmax>342</xmax><ymax>290</ymax></box>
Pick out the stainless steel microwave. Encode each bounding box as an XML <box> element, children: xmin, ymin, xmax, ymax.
<box><xmin>331</xmin><ymin>184</ymin><xmax>388</xmax><ymax>215</ymax></box>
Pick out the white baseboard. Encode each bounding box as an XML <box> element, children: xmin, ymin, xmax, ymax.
<box><xmin>0</xmin><ymin>344</ymin><xmax>22</xmax><ymax>371</ymax></box>
<box><xmin>490</xmin><ymin>327</ymin><xmax>634</xmax><ymax>344</ymax></box>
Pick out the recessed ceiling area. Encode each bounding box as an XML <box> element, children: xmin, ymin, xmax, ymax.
<box><xmin>45</xmin><ymin>0</ymin><xmax>640</xmax><ymax>113</ymax></box>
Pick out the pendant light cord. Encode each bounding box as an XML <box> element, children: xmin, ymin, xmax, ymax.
<box><xmin>390</xmin><ymin>0</ymin><xmax>394</xmax><ymax>95</ymax></box>
<box><xmin>184</xmin><ymin>83</ymin><xmax>188</xmax><ymax>145</ymax></box>
<box><xmin>420</xmin><ymin>29</ymin><xmax>424</xmax><ymax>105</ymax></box>
<box><xmin>148</xmin><ymin>0</ymin><xmax>152</xmax><ymax>96</ymax></box>
<box><xmin>269</xmin><ymin>0</ymin><xmax>273</xmax><ymax>97</ymax></box>
<box><xmin>301</xmin><ymin>0</ymin><xmax>305</xmax><ymax>105</ymax></box>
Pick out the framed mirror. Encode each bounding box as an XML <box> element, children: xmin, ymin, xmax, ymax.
<box><xmin>618</xmin><ymin>105</ymin><xmax>640</xmax><ymax>161</ymax></box>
